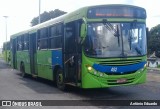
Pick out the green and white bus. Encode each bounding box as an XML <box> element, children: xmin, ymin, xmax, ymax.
<box><xmin>2</xmin><ymin>41</ymin><xmax>10</xmax><ymax>64</ymax></box>
<box><xmin>10</xmin><ymin>4</ymin><xmax>147</xmax><ymax>90</ymax></box>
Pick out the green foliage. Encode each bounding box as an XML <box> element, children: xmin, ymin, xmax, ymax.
<box><xmin>148</xmin><ymin>24</ymin><xmax>160</xmax><ymax>57</ymax></box>
<box><xmin>31</xmin><ymin>9</ymin><xmax>67</xmax><ymax>26</ymax></box>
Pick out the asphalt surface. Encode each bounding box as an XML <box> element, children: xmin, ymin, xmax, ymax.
<box><xmin>0</xmin><ymin>58</ymin><xmax>160</xmax><ymax>109</ymax></box>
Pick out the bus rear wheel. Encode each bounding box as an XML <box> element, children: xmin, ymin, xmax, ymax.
<box><xmin>20</xmin><ymin>63</ymin><xmax>26</xmax><ymax>78</ymax></box>
<box><xmin>56</xmin><ymin>69</ymin><xmax>66</xmax><ymax>91</ymax></box>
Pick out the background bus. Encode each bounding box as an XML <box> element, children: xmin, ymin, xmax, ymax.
<box><xmin>2</xmin><ymin>41</ymin><xmax>10</xmax><ymax>64</ymax></box>
<box><xmin>10</xmin><ymin>4</ymin><xmax>147</xmax><ymax>90</ymax></box>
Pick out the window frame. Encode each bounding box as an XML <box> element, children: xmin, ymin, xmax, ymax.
<box><xmin>48</xmin><ymin>23</ymin><xmax>63</xmax><ymax>49</ymax></box>
<box><xmin>37</xmin><ymin>27</ymin><xmax>49</xmax><ymax>50</ymax></box>
<box><xmin>23</xmin><ymin>33</ymin><xmax>29</xmax><ymax>51</ymax></box>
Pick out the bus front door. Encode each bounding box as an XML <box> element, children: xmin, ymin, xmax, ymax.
<box><xmin>64</xmin><ymin>21</ymin><xmax>81</xmax><ymax>85</ymax></box>
<box><xmin>29</xmin><ymin>33</ymin><xmax>37</xmax><ymax>76</ymax></box>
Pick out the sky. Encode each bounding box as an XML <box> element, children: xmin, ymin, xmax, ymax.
<box><xmin>0</xmin><ymin>0</ymin><xmax>160</xmax><ymax>47</ymax></box>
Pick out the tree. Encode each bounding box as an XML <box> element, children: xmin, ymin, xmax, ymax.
<box><xmin>31</xmin><ymin>9</ymin><xmax>67</xmax><ymax>26</ymax></box>
<box><xmin>148</xmin><ymin>24</ymin><xmax>160</xmax><ymax>57</ymax></box>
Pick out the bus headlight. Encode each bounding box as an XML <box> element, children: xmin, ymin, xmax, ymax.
<box><xmin>144</xmin><ymin>63</ymin><xmax>147</xmax><ymax>67</ymax></box>
<box><xmin>87</xmin><ymin>66</ymin><xmax>92</xmax><ymax>71</ymax></box>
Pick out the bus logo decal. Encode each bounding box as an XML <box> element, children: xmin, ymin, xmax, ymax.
<box><xmin>111</xmin><ymin>67</ymin><xmax>117</xmax><ymax>72</ymax></box>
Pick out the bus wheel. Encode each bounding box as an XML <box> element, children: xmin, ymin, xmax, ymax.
<box><xmin>20</xmin><ymin>63</ymin><xmax>26</xmax><ymax>78</ymax></box>
<box><xmin>56</xmin><ymin>69</ymin><xmax>66</xmax><ymax>91</ymax></box>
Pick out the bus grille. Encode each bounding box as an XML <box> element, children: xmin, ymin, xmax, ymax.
<box><xmin>100</xmin><ymin>77</ymin><xmax>135</xmax><ymax>85</ymax></box>
<box><xmin>105</xmin><ymin>71</ymin><xmax>137</xmax><ymax>75</ymax></box>
<box><xmin>107</xmin><ymin>78</ymin><xmax>134</xmax><ymax>85</ymax></box>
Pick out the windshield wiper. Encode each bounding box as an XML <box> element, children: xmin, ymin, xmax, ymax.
<box><xmin>102</xmin><ymin>19</ymin><xmax>117</xmax><ymax>36</ymax></box>
<box><xmin>119</xmin><ymin>24</ymin><xmax>125</xmax><ymax>57</ymax></box>
<box><xmin>102</xmin><ymin>19</ymin><xmax>120</xmax><ymax>46</ymax></box>
<box><xmin>116</xmin><ymin>25</ymin><xmax>120</xmax><ymax>47</ymax></box>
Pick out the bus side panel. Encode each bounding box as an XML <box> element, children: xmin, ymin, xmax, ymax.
<box><xmin>23</xmin><ymin>51</ymin><xmax>31</xmax><ymax>74</ymax></box>
<box><xmin>37</xmin><ymin>50</ymin><xmax>52</xmax><ymax>80</ymax></box>
<box><xmin>16</xmin><ymin>51</ymin><xmax>28</xmax><ymax>70</ymax></box>
<box><xmin>52</xmin><ymin>49</ymin><xmax>63</xmax><ymax>80</ymax></box>
<box><xmin>16</xmin><ymin>51</ymin><xmax>20</xmax><ymax>70</ymax></box>
<box><xmin>16</xmin><ymin>51</ymin><xmax>30</xmax><ymax>74</ymax></box>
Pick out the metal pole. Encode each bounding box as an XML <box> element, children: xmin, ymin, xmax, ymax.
<box><xmin>39</xmin><ymin>0</ymin><xmax>41</xmax><ymax>24</ymax></box>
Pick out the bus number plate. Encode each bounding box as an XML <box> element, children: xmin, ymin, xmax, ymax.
<box><xmin>117</xmin><ymin>78</ymin><xmax>127</xmax><ymax>83</ymax></box>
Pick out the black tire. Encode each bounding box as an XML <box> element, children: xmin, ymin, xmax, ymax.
<box><xmin>20</xmin><ymin>63</ymin><xmax>26</xmax><ymax>78</ymax></box>
<box><xmin>56</xmin><ymin>69</ymin><xmax>66</xmax><ymax>91</ymax></box>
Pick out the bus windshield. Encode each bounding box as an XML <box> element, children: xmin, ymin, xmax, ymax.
<box><xmin>84</xmin><ymin>22</ymin><xmax>146</xmax><ymax>58</ymax></box>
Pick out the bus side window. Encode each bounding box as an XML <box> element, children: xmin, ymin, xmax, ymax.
<box><xmin>17</xmin><ymin>36</ymin><xmax>23</xmax><ymax>51</ymax></box>
<box><xmin>23</xmin><ymin>34</ymin><xmax>29</xmax><ymax>50</ymax></box>
<box><xmin>49</xmin><ymin>24</ymin><xmax>62</xmax><ymax>49</ymax></box>
<box><xmin>38</xmin><ymin>28</ymin><xmax>48</xmax><ymax>50</ymax></box>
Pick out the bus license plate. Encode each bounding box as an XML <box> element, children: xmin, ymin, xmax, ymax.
<box><xmin>117</xmin><ymin>78</ymin><xmax>127</xmax><ymax>83</ymax></box>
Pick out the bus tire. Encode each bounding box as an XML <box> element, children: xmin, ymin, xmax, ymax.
<box><xmin>56</xmin><ymin>69</ymin><xmax>66</xmax><ymax>91</ymax></box>
<box><xmin>20</xmin><ymin>62</ymin><xmax>26</xmax><ymax>78</ymax></box>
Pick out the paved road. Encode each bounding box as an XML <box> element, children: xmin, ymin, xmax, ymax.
<box><xmin>0</xmin><ymin>58</ymin><xmax>160</xmax><ymax>109</ymax></box>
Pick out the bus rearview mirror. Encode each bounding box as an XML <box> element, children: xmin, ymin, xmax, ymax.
<box><xmin>80</xmin><ymin>23</ymin><xmax>87</xmax><ymax>38</ymax></box>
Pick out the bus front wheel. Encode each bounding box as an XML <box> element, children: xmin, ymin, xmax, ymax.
<box><xmin>56</xmin><ymin>69</ymin><xmax>66</xmax><ymax>91</ymax></box>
